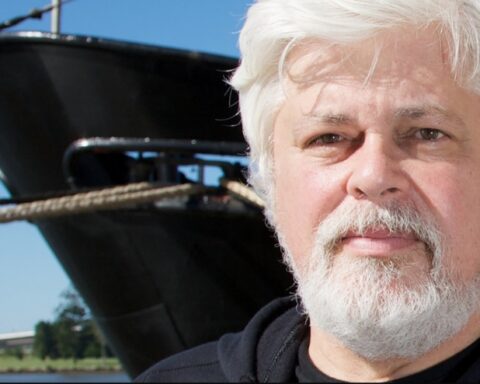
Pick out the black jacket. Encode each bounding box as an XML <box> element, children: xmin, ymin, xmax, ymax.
<box><xmin>135</xmin><ymin>297</ymin><xmax>480</xmax><ymax>382</ymax></box>
<box><xmin>135</xmin><ymin>297</ymin><xmax>305</xmax><ymax>382</ymax></box>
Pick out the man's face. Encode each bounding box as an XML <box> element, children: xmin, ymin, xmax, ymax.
<box><xmin>272</xmin><ymin>30</ymin><xmax>480</xmax><ymax>358</ymax></box>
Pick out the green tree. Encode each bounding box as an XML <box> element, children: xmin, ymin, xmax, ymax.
<box><xmin>53</xmin><ymin>288</ymin><xmax>87</xmax><ymax>359</ymax></box>
<box><xmin>55</xmin><ymin>288</ymin><xmax>87</xmax><ymax>324</ymax></box>
<box><xmin>33</xmin><ymin>321</ymin><xmax>58</xmax><ymax>359</ymax></box>
<box><xmin>80</xmin><ymin>321</ymin><xmax>102</xmax><ymax>358</ymax></box>
<box><xmin>54</xmin><ymin>318</ymin><xmax>78</xmax><ymax>359</ymax></box>
<box><xmin>34</xmin><ymin>286</ymin><xmax>113</xmax><ymax>360</ymax></box>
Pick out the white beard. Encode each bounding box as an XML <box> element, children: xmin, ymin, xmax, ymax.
<box><xmin>279</xmin><ymin>201</ymin><xmax>480</xmax><ymax>361</ymax></box>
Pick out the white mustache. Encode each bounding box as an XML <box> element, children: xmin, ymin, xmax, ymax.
<box><xmin>313</xmin><ymin>200</ymin><xmax>443</xmax><ymax>260</ymax></box>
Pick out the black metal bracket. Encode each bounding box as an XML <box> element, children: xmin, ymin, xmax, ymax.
<box><xmin>63</xmin><ymin>137</ymin><xmax>248</xmax><ymax>189</ymax></box>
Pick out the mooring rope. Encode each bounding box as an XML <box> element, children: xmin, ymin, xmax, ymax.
<box><xmin>220</xmin><ymin>179</ymin><xmax>265</xmax><ymax>209</ymax></box>
<box><xmin>0</xmin><ymin>180</ymin><xmax>264</xmax><ymax>223</ymax></box>
<box><xmin>0</xmin><ymin>183</ymin><xmax>203</xmax><ymax>223</ymax></box>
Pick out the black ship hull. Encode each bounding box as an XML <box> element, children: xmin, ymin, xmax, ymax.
<box><xmin>0</xmin><ymin>32</ymin><xmax>292</xmax><ymax>377</ymax></box>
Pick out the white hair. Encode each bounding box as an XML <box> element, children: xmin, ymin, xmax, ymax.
<box><xmin>230</xmin><ymin>0</ymin><xmax>480</xmax><ymax>211</ymax></box>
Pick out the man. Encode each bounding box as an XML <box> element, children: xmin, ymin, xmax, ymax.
<box><xmin>137</xmin><ymin>0</ymin><xmax>480</xmax><ymax>381</ymax></box>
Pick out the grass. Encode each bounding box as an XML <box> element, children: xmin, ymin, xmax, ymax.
<box><xmin>0</xmin><ymin>355</ymin><xmax>122</xmax><ymax>373</ymax></box>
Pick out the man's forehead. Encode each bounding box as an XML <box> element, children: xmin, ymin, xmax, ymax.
<box><xmin>285</xmin><ymin>27</ymin><xmax>450</xmax><ymax>88</ymax></box>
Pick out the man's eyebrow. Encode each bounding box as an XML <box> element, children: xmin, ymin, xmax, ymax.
<box><xmin>305</xmin><ymin>112</ymin><xmax>354</xmax><ymax>125</ymax></box>
<box><xmin>394</xmin><ymin>105</ymin><xmax>465</xmax><ymax>126</ymax></box>
<box><xmin>296</xmin><ymin>105</ymin><xmax>466</xmax><ymax>132</ymax></box>
<box><xmin>293</xmin><ymin>112</ymin><xmax>354</xmax><ymax>137</ymax></box>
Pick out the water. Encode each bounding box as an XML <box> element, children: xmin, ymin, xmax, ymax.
<box><xmin>0</xmin><ymin>372</ymin><xmax>130</xmax><ymax>382</ymax></box>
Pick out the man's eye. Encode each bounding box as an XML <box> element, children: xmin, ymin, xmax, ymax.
<box><xmin>415</xmin><ymin>128</ymin><xmax>445</xmax><ymax>141</ymax></box>
<box><xmin>309</xmin><ymin>134</ymin><xmax>344</xmax><ymax>145</ymax></box>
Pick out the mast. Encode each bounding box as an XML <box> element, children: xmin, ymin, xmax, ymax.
<box><xmin>51</xmin><ymin>0</ymin><xmax>61</xmax><ymax>34</ymax></box>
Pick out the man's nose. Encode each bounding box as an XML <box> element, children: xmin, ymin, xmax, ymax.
<box><xmin>345</xmin><ymin>136</ymin><xmax>409</xmax><ymax>202</ymax></box>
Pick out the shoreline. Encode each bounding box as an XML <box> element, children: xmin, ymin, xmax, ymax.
<box><xmin>0</xmin><ymin>356</ymin><xmax>122</xmax><ymax>374</ymax></box>
<box><xmin>0</xmin><ymin>368</ymin><xmax>123</xmax><ymax>374</ymax></box>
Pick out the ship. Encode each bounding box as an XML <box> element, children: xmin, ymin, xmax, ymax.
<box><xmin>0</xmin><ymin>3</ymin><xmax>292</xmax><ymax>378</ymax></box>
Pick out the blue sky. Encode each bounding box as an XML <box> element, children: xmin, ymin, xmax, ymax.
<box><xmin>0</xmin><ymin>0</ymin><xmax>251</xmax><ymax>334</ymax></box>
